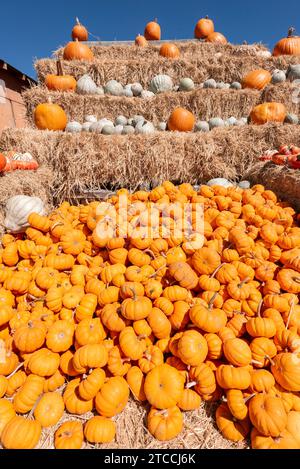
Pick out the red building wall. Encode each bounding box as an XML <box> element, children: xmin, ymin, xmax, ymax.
<box><xmin>0</xmin><ymin>67</ymin><xmax>33</xmax><ymax>130</ymax></box>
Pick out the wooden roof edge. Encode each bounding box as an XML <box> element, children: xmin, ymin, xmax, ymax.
<box><xmin>0</xmin><ymin>59</ymin><xmax>37</xmax><ymax>85</ymax></box>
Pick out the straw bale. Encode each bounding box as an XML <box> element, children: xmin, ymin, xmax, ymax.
<box><xmin>261</xmin><ymin>82</ymin><xmax>300</xmax><ymax>115</ymax></box>
<box><xmin>35</xmin><ymin>54</ymin><xmax>300</xmax><ymax>89</ymax></box>
<box><xmin>243</xmin><ymin>161</ymin><xmax>300</xmax><ymax>210</ymax></box>
<box><xmin>23</xmin><ymin>87</ymin><xmax>260</xmax><ymax>124</ymax></box>
<box><xmin>54</xmin><ymin>40</ymin><xmax>268</xmax><ymax>62</ymax></box>
<box><xmin>1</xmin><ymin>125</ymin><xmax>300</xmax><ymax>204</ymax></box>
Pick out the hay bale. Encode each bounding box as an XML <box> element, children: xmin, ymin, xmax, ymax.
<box><xmin>54</xmin><ymin>40</ymin><xmax>268</xmax><ymax>62</ymax></box>
<box><xmin>243</xmin><ymin>162</ymin><xmax>300</xmax><ymax>210</ymax></box>
<box><xmin>35</xmin><ymin>55</ymin><xmax>300</xmax><ymax>88</ymax></box>
<box><xmin>0</xmin><ymin>166</ymin><xmax>54</xmax><ymax>235</ymax></box>
<box><xmin>261</xmin><ymin>82</ymin><xmax>300</xmax><ymax>115</ymax></box>
<box><xmin>23</xmin><ymin>87</ymin><xmax>260</xmax><ymax>125</ymax></box>
<box><xmin>1</xmin><ymin>125</ymin><xmax>300</xmax><ymax>205</ymax></box>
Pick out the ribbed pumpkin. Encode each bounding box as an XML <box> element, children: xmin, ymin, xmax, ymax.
<box><xmin>72</xmin><ymin>18</ymin><xmax>88</xmax><ymax>41</ymax></box>
<box><xmin>159</xmin><ymin>43</ymin><xmax>180</xmax><ymax>59</ymax></box>
<box><xmin>144</xmin><ymin>19</ymin><xmax>161</xmax><ymax>40</ymax></box>
<box><xmin>194</xmin><ymin>16</ymin><xmax>214</xmax><ymax>39</ymax></box>
<box><xmin>242</xmin><ymin>69</ymin><xmax>272</xmax><ymax>90</ymax></box>
<box><xmin>273</xmin><ymin>27</ymin><xmax>300</xmax><ymax>56</ymax></box>
<box><xmin>250</xmin><ymin>103</ymin><xmax>286</xmax><ymax>125</ymax></box>
<box><xmin>205</xmin><ymin>32</ymin><xmax>227</xmax><ymax>44</ymax></box>
<box><xmin>167</xmin><ymin>107</ymin><xmax>195</xmax><ymax>132</ymax></box>
<box><xmin>63</xmin><ymin>39</ymin><xmax>94</xmax><ymax>61</ymax></box>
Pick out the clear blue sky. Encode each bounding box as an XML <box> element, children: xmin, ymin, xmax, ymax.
<box><xmin>1</xmin><ymin>0</ymin><xmax>299</xmax><ymax>78</ymax></box>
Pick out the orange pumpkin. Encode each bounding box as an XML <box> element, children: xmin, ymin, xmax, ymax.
<box><xmin>167</xmin><ymin>107</ymin><xmax>195</xmax><ymax>132</ymax></box>
<box><xmin>250</xmin><ymin>103</ymin><xmax>287</xmax><ymax>125</ymax></box>
<box><xmin>72</xmin><ymin>17</ymin><xmax>88</xmax><ymax>41</ymax></box>
<box><xmin>205</xmin><ymin>32</ymin><xmax>227</xmax><ymax>44</ymax></box>
<box><xmin>242</xmin><ymin>69</ymin><xmax>272</xmax><ymax>90</ymax></box>
<box><xmin>273</xmin><ymin>27</ymin><xmax>300</xmax><ymax>56</ymax></box>
<box><xmin>63</xmin><ymin>39</ymin><xmax>94</xmax><ymax>61</ymax></box>
<box><xmin>45</xmin><ymin>60</ymin><xmax>77</xmax><ymax>92</ymax></box>
<box><xmin>194</xmin><ymin>16</ymin><xmax>214</xmax><ymax>39</ymax></box>
<box><xmin>34</xmin><ymin>102</ymin><xmax>67</xmax><ymax>131</ymax></box>
<box><xmin>159</xmin><ymin>43</ymin><xmax>180</xmax><ymax>59</ymax></box>
<box><xmin>144</xmin><ymin>19</ymin><xmax>161</xmax><ymax>41</ymax></box>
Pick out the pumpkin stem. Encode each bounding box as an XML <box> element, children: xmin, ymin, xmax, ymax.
<box><xmin>6</xmin><ymin>362</ymin><xmax>25</xmax><ymax>379</ymax></box>
<box><xmin>208</xmin><ymin>291</ymin><xmax>219</xmax><ymax>309</ymax></box>
<box><xmin>257</xmin><ymin>299</ymin><xmax>263</xmax><ymax>318</ymax></box>
<box><xmin>265</xmin><ymin>354</ymin><xmax>275</xmax><ymax>366</ymax></box>
<box><xmin>251</xmin><ymin>359</ymin><xmax>264</xmax><ymax>366</ymax></box>
<box><xmin>144</xmin><ymin>249</ymin><xmax>156</xmax><ymax>259</ymax></box>
<box><xmin>211</xmin><ymin>262</ymin><xmax>226</xmax><ymax>279</ymax></box>
<box><xmin>154</xmin><ymin>409</ymin><xmax>169</xmax><ymax>417</ymax></box>
<box><xmin>149</xmin><ymin>264</ymin><xmax>166</xmax><ymax>278</ymax></box>
<box><xmin>288</xmin><ymin>27</ymin><xmax>296</xmax><ymax>37</ymax></box>
<box><xmin>76</xmin><ymin>17</ymin><xmax>80</xmax><ymax>25</ymax></box>
<box><xmin>57</xmin><ymin>60</ymin><xmax>64</xmax><ymax>76</ymax></box>
<box><xmin>185</xmin><ymin>380</ymin><xmax>197</xmax><ymax>389</ymax></box>
<box><xmin>243</xmin><ymin>392</ymin><xmax>256</xmax><ymax>403</ymax></box>
<box><xmin>285</xmin><ymin>299</ymin><xmax>295</xmax><ymax>330</ymax></box>
<box><xmin>238</xmin><ymin>276</ymin><xmax>250</xmax><ymax>288</ymax></box>
<box><xmin>129</xmin><ymin>287</ymin><xmax>137</xmax><ymax>300</ymax></box>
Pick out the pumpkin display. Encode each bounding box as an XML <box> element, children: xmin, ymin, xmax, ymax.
<box><xmin>45</xmin><ymin>60</ymin><xmax>77</xmax><ymax>92</ymax></box>
<box><xmin>34</xmin><ymin>102</ymin><xmax>68</xmax><ymax>131</ymax></box>
<box><xmin>159</xmin><ymin>43</ymin><xmax>180</xmax><ymax>59</ymax></box>
<box><xmin>273</xmin><ymin>27</ymin><xmax>300</xmax><ymax>56</ymax></box>
<box><xmin>72</xmin><ymin>17</ymin><xmax>88</xmax><ymax>41</ymax></box>
<box><xmin>167</xmin><ymin>107</ymin><xmax>195</xmax><ymax>132</ymax></box>
<box><xmin>63</xmin><ymin>39</ymin><xmax>94</xmax><ymax>61</ymax></box>
<box><xmin>250</xmin><ymin>102</ymin><xmax>287</xmax><ymax>125</ymax></box>
<box><xmin>144</xmin><ymin>19</ymin><xmax>161</xmax><ymax>41</ymax></box>
<box><xmin>0</xmin><ymin>180</ymin><xmax>299</xmax><ymax>449</ymax></box>
<box><xmin>242</xmin><ymin>69</ymin><xmax>272</xmax><ymax>90</ymax></box>
<box><xmin>194</xmin><ymin>16</ymin><xmax>214</xmax><ymax>39</ymax></box>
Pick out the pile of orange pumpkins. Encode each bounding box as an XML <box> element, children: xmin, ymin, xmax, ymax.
<box><xmin>1</xmin><ymin>181</ymin><xmax>300</xmax><ymax>449</ymax></box>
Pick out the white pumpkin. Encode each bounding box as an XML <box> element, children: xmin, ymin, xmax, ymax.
<box><xmin>4</xmin><ymin>195</ymin><xmax>45</xmax><ymax>233</ymax></box>
<box><xmin>150</xmin><ymin>75</ymin><xmax>173</xmax><ymax>94</ymax></box>
<box><xmin>179</xmin><ymin>78</ymin><xmax>195</xmax><ymax>92</ymax></box>
<box><xmin>115</xmin><ymin>116</ymin><xmax>128</xmax><ymax>126</ymax></box>
<box><xmin>208</xmin><ymin>117</ymin><xmax>224</xmax><ymax>129</ymax></box>
<box><xmin>285</xmin><ymin>114</ymin><xmax>299</xmax><ymax>125</ymax></box>
<box><xmin>271</xmin><ymin>70</ymin><xmax>286</xmax><ymax>84</ymax></box>
<box><xmin>132</xmin><ymin>115</ymin><xmax>145</xmax><ymax>126</ymax></box>
<box><xmin>122</xmin><ymin>125</ymin><xmax>135</xmax><ymax>135</ymax></box>
<box><xmin>66</xmin><ymin>121</ymin><xmax>82</xmax><ymax>133</ymax></box>
<box><xmin>195</xmin><ymin>121</ymin><xmax>209</xmax><ymax>132</ymax></box>
<box><xmin>85</xmin><ymin>115</ymin><xmax>97</xmax><ymax>123</ymax></box>
<box><xmin>82</xmin><ymin>122</ymin><xmax>92</xmax><ymax>131</ymax></box>
<box><xmin>207</xmin><ymin>178</ymin><xmax>234</xmax><ymax>188</ymax></box>
<box><xmin>287</xmin><ymin>65</ymin><xmax>300</xmax><ymax>81</ymax></box>
<box><xmin>102</xmin><ymin>125</ymin><xmax>115</xmax><ymax>135</ymax></box>
<box><xmin>256</xmin><ymin>50</ymin><xmax>271</xmax><ymax>58</ymax></box>
<box><xmin>158</xmin><ymin>122</ymin><xmax>167</xmax><ymax>131</ymax></box>
<box><xmin>230</xmin><ymin>82</ymin><xmax>242</xmax><ymax>90</ymax></box>
<box><xmin>114</xmin><ymin>125</ymin><xmax>124</xmax><ymax>135</ymax></box>
<box><xmin>140</xmin><ymin>90</ymin><xmax>155</xmax><ymax>99</ymax></box>
<box><xmin>76</xmin><ymin>75</ymin><xmax>98</xmax><ymax>95</ymax></box>
<box><xmin>203</xmin><ymin>79</ymin><xmax>217</xmax><ymax>89</ymax></box>
<box><xmin>131</xmin><ymin>83</ymin><xmax>143</xmax><ymax>96</ymax></box>
<box><xmin>135</xmin><ymin>121</ymin><xmax>155</xmax><ymax>134</ymax></box>
<box><xmin>104</xmin><ymin>80</ymin><xmax>124</xmax><ymax>96</ymax></box>
<box><xmin>226</xmin><ymin>116</ymin><xmax>237</xmax><ymax>126</ymax></box>
<box><xmin>238</xmin><ymin>180</ymin><xmax>251</xmax><ymax>189</ymax></box>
